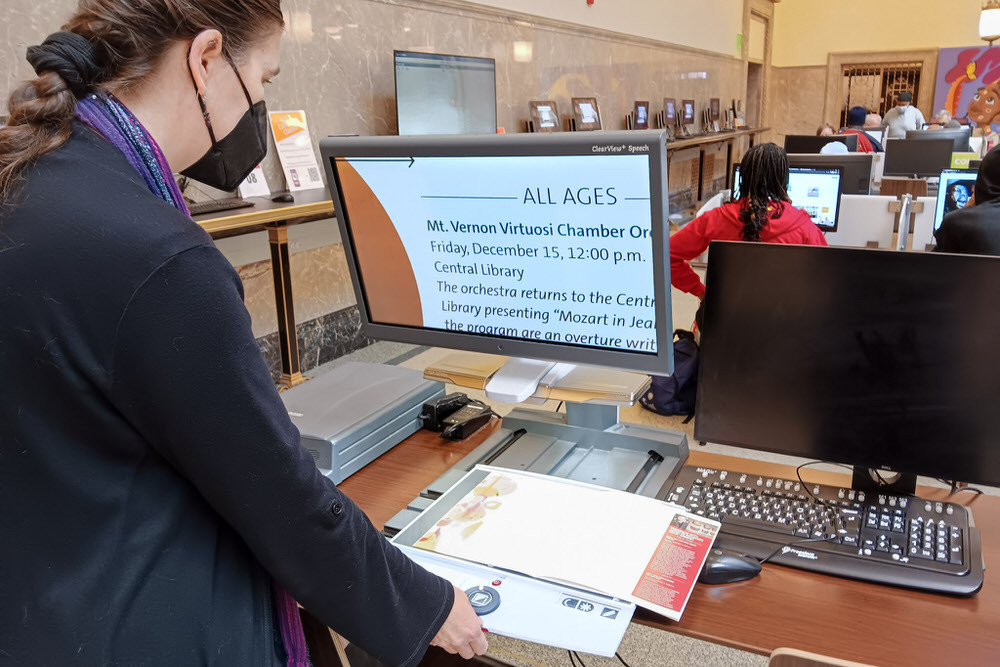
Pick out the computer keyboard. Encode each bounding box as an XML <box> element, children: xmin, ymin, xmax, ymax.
<box><xmin>187</xmin><ymin>197</ymin><xmax>254</xmax><ymax>216</ymax></box>
<box><xmin>666</xmin><ymin>465</ymin><xmax>984</xmax><ymax>596</ymax></box>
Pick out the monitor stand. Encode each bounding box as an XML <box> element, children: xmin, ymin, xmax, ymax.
<box><xmin>851</xmin><ymin>467</ymin><xmax>917</xmax><ymax>496</ymax></box>
<box><xmin>482</xmin><ymin>357</ymin><xmax>629</xmax><ymax>429</ymax></box>
<box><xmin>411</xmin><ymin>353</ymin><xmax>690</xmax><ymax>503</ymax></box>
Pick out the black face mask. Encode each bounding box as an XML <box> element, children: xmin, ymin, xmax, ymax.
<box><xmin>181</xmin><ymin>52</ymin><xmax>268</xmax><ymax>191</ymax></box>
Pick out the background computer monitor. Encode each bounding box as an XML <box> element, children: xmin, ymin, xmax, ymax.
<box><xmin>934</xmin><ymin>169</ymin><xmax>978</xmax><ymax>230</ymax></box>
<box><xmin>733</xmin><ymin>165</ymin><xmax>843</xmax><ymax>232</ymax></box>
<box><xmin>862</xmin><ymin>128</ymin><xmax>884</xmax><ymax>145</ymax></box>
<box><xmin>696</xmin><ymin>242</ymin><xmax>1000</xmax><ymax>488</ymax></box>
<box><xmin>788</xmin><ymin>153</ymin><xmax>873</xmax><ymax>195</ymax></box>
<box><xmin>394</xmin><ymin>51</ymin><xmax>497</xmax><ymax>136</ymax></box>
<box><xmin>883</xmin><ymin>138</ymin><xmax>955</xmax><ymax>178</ymax></box>
<box><xmin>906</xmin><ymin>127</ymin><xmax>972</xmax><ymax>153</ymax></box>
<box><xmin>783</xmin><ymin>134</ymin><xmax>859</xmax><ymax>154</ymax></box>
<box><xmin>320</xmin><ymin>130</ymin><xmax>674</xmax><ymax>375</ymax></box>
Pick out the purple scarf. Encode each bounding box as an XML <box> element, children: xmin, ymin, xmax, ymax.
<box><xmin>76</xmin><ymin>93</ymin><xmax>311</xmax><ymax>667</ymax></box>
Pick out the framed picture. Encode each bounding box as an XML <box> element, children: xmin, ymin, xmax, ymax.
<box><xmin>682</xmin><ymin>99</ymin><xmax>696</xmax><ymax>124</ymax></box>
<box><xmin>710</xmin><ymin>98</ymin><xmax>721</xmax><ymax>121</ymax></box>
<box><xmin>663</xmin><ymin>98</ymin><xmax>677</xmax><ymax>125</ymax></box>
<box><xmin>529</xmin><ymin>101</ymin><xmax>560</xmax><ymax>132</ymax></box>
<box><xmin>572</xmin><ymin>97</ymin><xmax>602</xmax><ymax>131</ymax></box>
<box><xmin>633</xmin><ymin>101</ymin><xmax>650</xmax><ymax>130</ymax></box>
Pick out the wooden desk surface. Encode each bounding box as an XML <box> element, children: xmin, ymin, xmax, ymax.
<box><xmin>666</xmin><ymin>127</ymin><xmax>770</xmax><ymax>152</ymax></box>
<box><xmin>192</xmin><ymin>187</ymin><xmax>335</xmax><ymax>235</ymax></box>
<box><xmin>339</xmin><ymin>429</ymin><xmax>998</xmax><ymax>666</ymax></box>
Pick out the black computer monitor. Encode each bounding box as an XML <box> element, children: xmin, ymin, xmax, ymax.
<box><xmin>394</xmin><ymin>51</ymin><xmax>497</xmax><ymax>136</ymax></box>
<box><xmin>883</xmin><ymin>138</ymin><xmax>955</xmax><ymax>178</ymax></box>
<box><xmin>787</xmin><ymin>153</ymin><xmax>873</xmax><ymax>195</ymax></box>
<box><xmin>733</xmin><ymin>165</ymin><xmax>843</xmax><ymax>232</ymax></box>
<box><xmin>783</xmin><ymin>134</ymin><xmax>859</xmax><ymax>154</ymax></box>
<box><xmin>906</xmin><ymin>127</ymin><xmax>972</xmax><ymax>153</ymax></box>
<box><xmin>696</xmin><ymin>242</ymin><xmax>1000</xmax><ymax>490</ymax></box>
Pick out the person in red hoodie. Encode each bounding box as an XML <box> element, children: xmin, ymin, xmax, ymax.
<box><xmin>670</xmin><ymin>142</ymin><xmax>828</xmax><ymax>300</ymax></box>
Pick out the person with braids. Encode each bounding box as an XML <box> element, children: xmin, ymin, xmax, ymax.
<box><xmin>670</xmin><ymin>143</ymin><xmax>828</xmax><ymax>300</ymax></box>
<box><xmin>0</xmin><ymin>2</ymin><xmax>486</xmax><ymax>665</ymax></box>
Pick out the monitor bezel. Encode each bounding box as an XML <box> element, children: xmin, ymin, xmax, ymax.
<box><xmin>883</xmin><ymin>137</ymin><xmax>956</xmax><ymax>178</ymax></box>
<box><xmin>320</xmin><ymin>130</ymin><xmax>675</xmax><ymax>376</ymax></box>
<box><xmin>694</xmin><ymin>241</ymin><xmax>1000</xmax><ymax>487</ymax></box>
<box><xmin>787</xmin><ymin>152</ymin><xmax>874</xmax><ymax>196</ymax></box>
<box><xmin>782</xmin><ymin>134</ymin><xmax>859</xmax><ymax>154</ymax></box>
<box><xmin>393</xmin><ymin>50</ymin><xmax>498</xmax><ymax>137</ymax></box>
<box><xmin>905</xmin><ymin>127</ymin><xmax>972</xmax><ymax>153</ymax></box>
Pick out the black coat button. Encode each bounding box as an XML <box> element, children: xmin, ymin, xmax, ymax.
<box><xmin>331</xmin><ymin>502</ymin><xmax>344</xmax><ymax>516</ymax></box>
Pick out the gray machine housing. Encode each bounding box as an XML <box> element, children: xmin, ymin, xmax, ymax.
<box><xmin>384</xmin><ymin>405</ymin><xmax>689</xmax><ymax>536</ymax></box>
<box><xmin>281</xmin><ymin>362</ymin><xmax>445</xmax><ymax>483</ymax></box>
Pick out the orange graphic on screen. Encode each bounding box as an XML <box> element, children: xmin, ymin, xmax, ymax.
<box><xmin>336</xmin><ymin>159</ymin><xmax>423</xmax><ymax>326</ymax></box>
<box><xmin>415</xmin><ymin>474</ymin><xmax>518</xmax><ymax>553</ymax></box>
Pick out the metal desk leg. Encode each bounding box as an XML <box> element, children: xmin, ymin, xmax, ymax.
<box><xmin>697</xmin><ymin>146</ymin><xmax>706</xmax><ymax>202</ymax></box>
<box><xmin>267</xmin><ymin>221</ymin><xmax>306</xmax><ymax>389</ymax></box>
<box><xmin>726</xmin><ymin>138</ymin><xmax>734</xmax><ymax>190</ymax></box>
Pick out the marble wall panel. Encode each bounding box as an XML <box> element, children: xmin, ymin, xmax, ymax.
<box><xmin>256</xmin><ymin>0</ymin><xmax>749</xmax><ymax>189</ymax></box>
<box><xmin>766</xmin><ymin>66</ymin><xmax>828</xmax><ymax>144</ymax></box>
<box><xmin>3</xmin><ymin>0</ymin><xmax>750</xmax><ymax>368</ymax></box>
<box><xmin>258</xmin><ymin>305</ymin><xmax>371</xmax><ymax>381</ymax></box>
<box><xmin>236</xmin><ymin>242</ymin><xmax>356</xmax><ymax>338</ymax></box>
<box><xmin>667</xmin><ymin>147</ymin><xmax>701</xmax><ymax>213</ymax></box>
<box><xmin>702</xmin><ymin>141</ymin><xmax>730</xmax><ymax>200</ymax></box>
<box><xmin>4</xmin><ymin>0</ymin><xmax>748</xmax><ymax>189</ymax></box>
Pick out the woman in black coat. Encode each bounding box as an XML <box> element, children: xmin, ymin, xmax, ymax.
<box><xmin>0</xmin><ymin>1</ymin><xmax>485</xmax><ymax>664</ymax></box>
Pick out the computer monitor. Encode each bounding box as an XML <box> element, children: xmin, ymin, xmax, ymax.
<box><xmin>906</xmin><ymin>127</ymin><xmax>972</xmax><ymax>153</ymax></box>
<box><xmin>696</xmin><ymin>242</ymin><xmax>1000</xmax><ymax>489</ymax></box>
<box><xmin>883</xmin><ymin>138</ymin><xmax>955</xmax><ymax>178</ymax></box>
<box><xmin>787</xmin><ymin>153</ymin><xmax>874</xmax><ymax>195</ymax></box>
<box><xmin>394</xmin><ymin>51</ymin><xmax>497</xmax><ymax>136</ymax></box>
<box><xmin>863</xmin><ymin>128</ymin><xmax>884</xmax><ymax>145</ymax></box>
<box><xmin>783</xmin><ymin>134</ymin><xmax>859</xmax><ymax>154</ymax></box>
<box><xmin>733</xmin><ymin>165</ymin><xmax>843</xmax><ymax>232</ymax></box>
<box><xmin>934</xmin><ymin>169</ymin><xmax>978</xmax><ymax>230</ymax></box>
<box><xmin>319</xmin><ymin>130</ymin><xmax>674</xmax><ymax>375</ymax></box>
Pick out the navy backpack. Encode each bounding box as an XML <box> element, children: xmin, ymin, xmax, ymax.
<box><xmin>640</xmin><ymin>329</ymin><xmax>699</xmax><ymax>419</ymax></box>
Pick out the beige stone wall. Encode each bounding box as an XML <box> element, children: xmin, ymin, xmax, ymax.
<box><xmin>3</xmin><ymin>0</ymin><xmax>750</xmax><ymax>340</ymax></box>
<box><xmin>766</xmin><ymin>66</ymin><xmax>828</xmax><ymax>145</ymax></box>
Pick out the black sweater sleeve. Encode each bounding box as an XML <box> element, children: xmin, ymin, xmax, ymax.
<box><xmin>107</xmin><ymin>244</ymin><xmax>453</xmax><ymax>667</ymax></box>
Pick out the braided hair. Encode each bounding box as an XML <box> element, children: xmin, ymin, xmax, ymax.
<box><xmin>733</xmin><ymin>143</ymin><xmax>791</xmax><ymax>242</ymax></box>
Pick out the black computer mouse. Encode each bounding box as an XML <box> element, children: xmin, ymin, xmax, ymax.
<box><xmin>698</xmin><ymin>548</ymin><xmax>762</xmax><ymax>585</ymax></box>
<box><xmin>272</xmin><ymin>193</ymin><xmax>295</xmax><ymax>203</ymax></box>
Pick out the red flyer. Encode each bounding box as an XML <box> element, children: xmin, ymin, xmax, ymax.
<box><xmin>632</xmin><ymin>515</ymin><xmax>719</xmax><ymax>619</ymax></box>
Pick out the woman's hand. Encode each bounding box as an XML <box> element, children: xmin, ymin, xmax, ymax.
<box><xmin>430</xmin><ymin>586</ymin><xmax>488</xmax><ymax>659</ymax></box>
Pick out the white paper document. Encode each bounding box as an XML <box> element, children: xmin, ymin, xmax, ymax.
<box><xmin>413</xmin><ymin>466</ymin><xmax>720</xmax><ymax>621</ymax></box>
<box><xmin>238</xmin><ymin>164</ymin><xmax>270</xmax><ymax>198</ymax></box>
<box><xmin>268</xmin><ymin>110</ymin><xmax>324</xmax><ymax>191</ymax></box>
